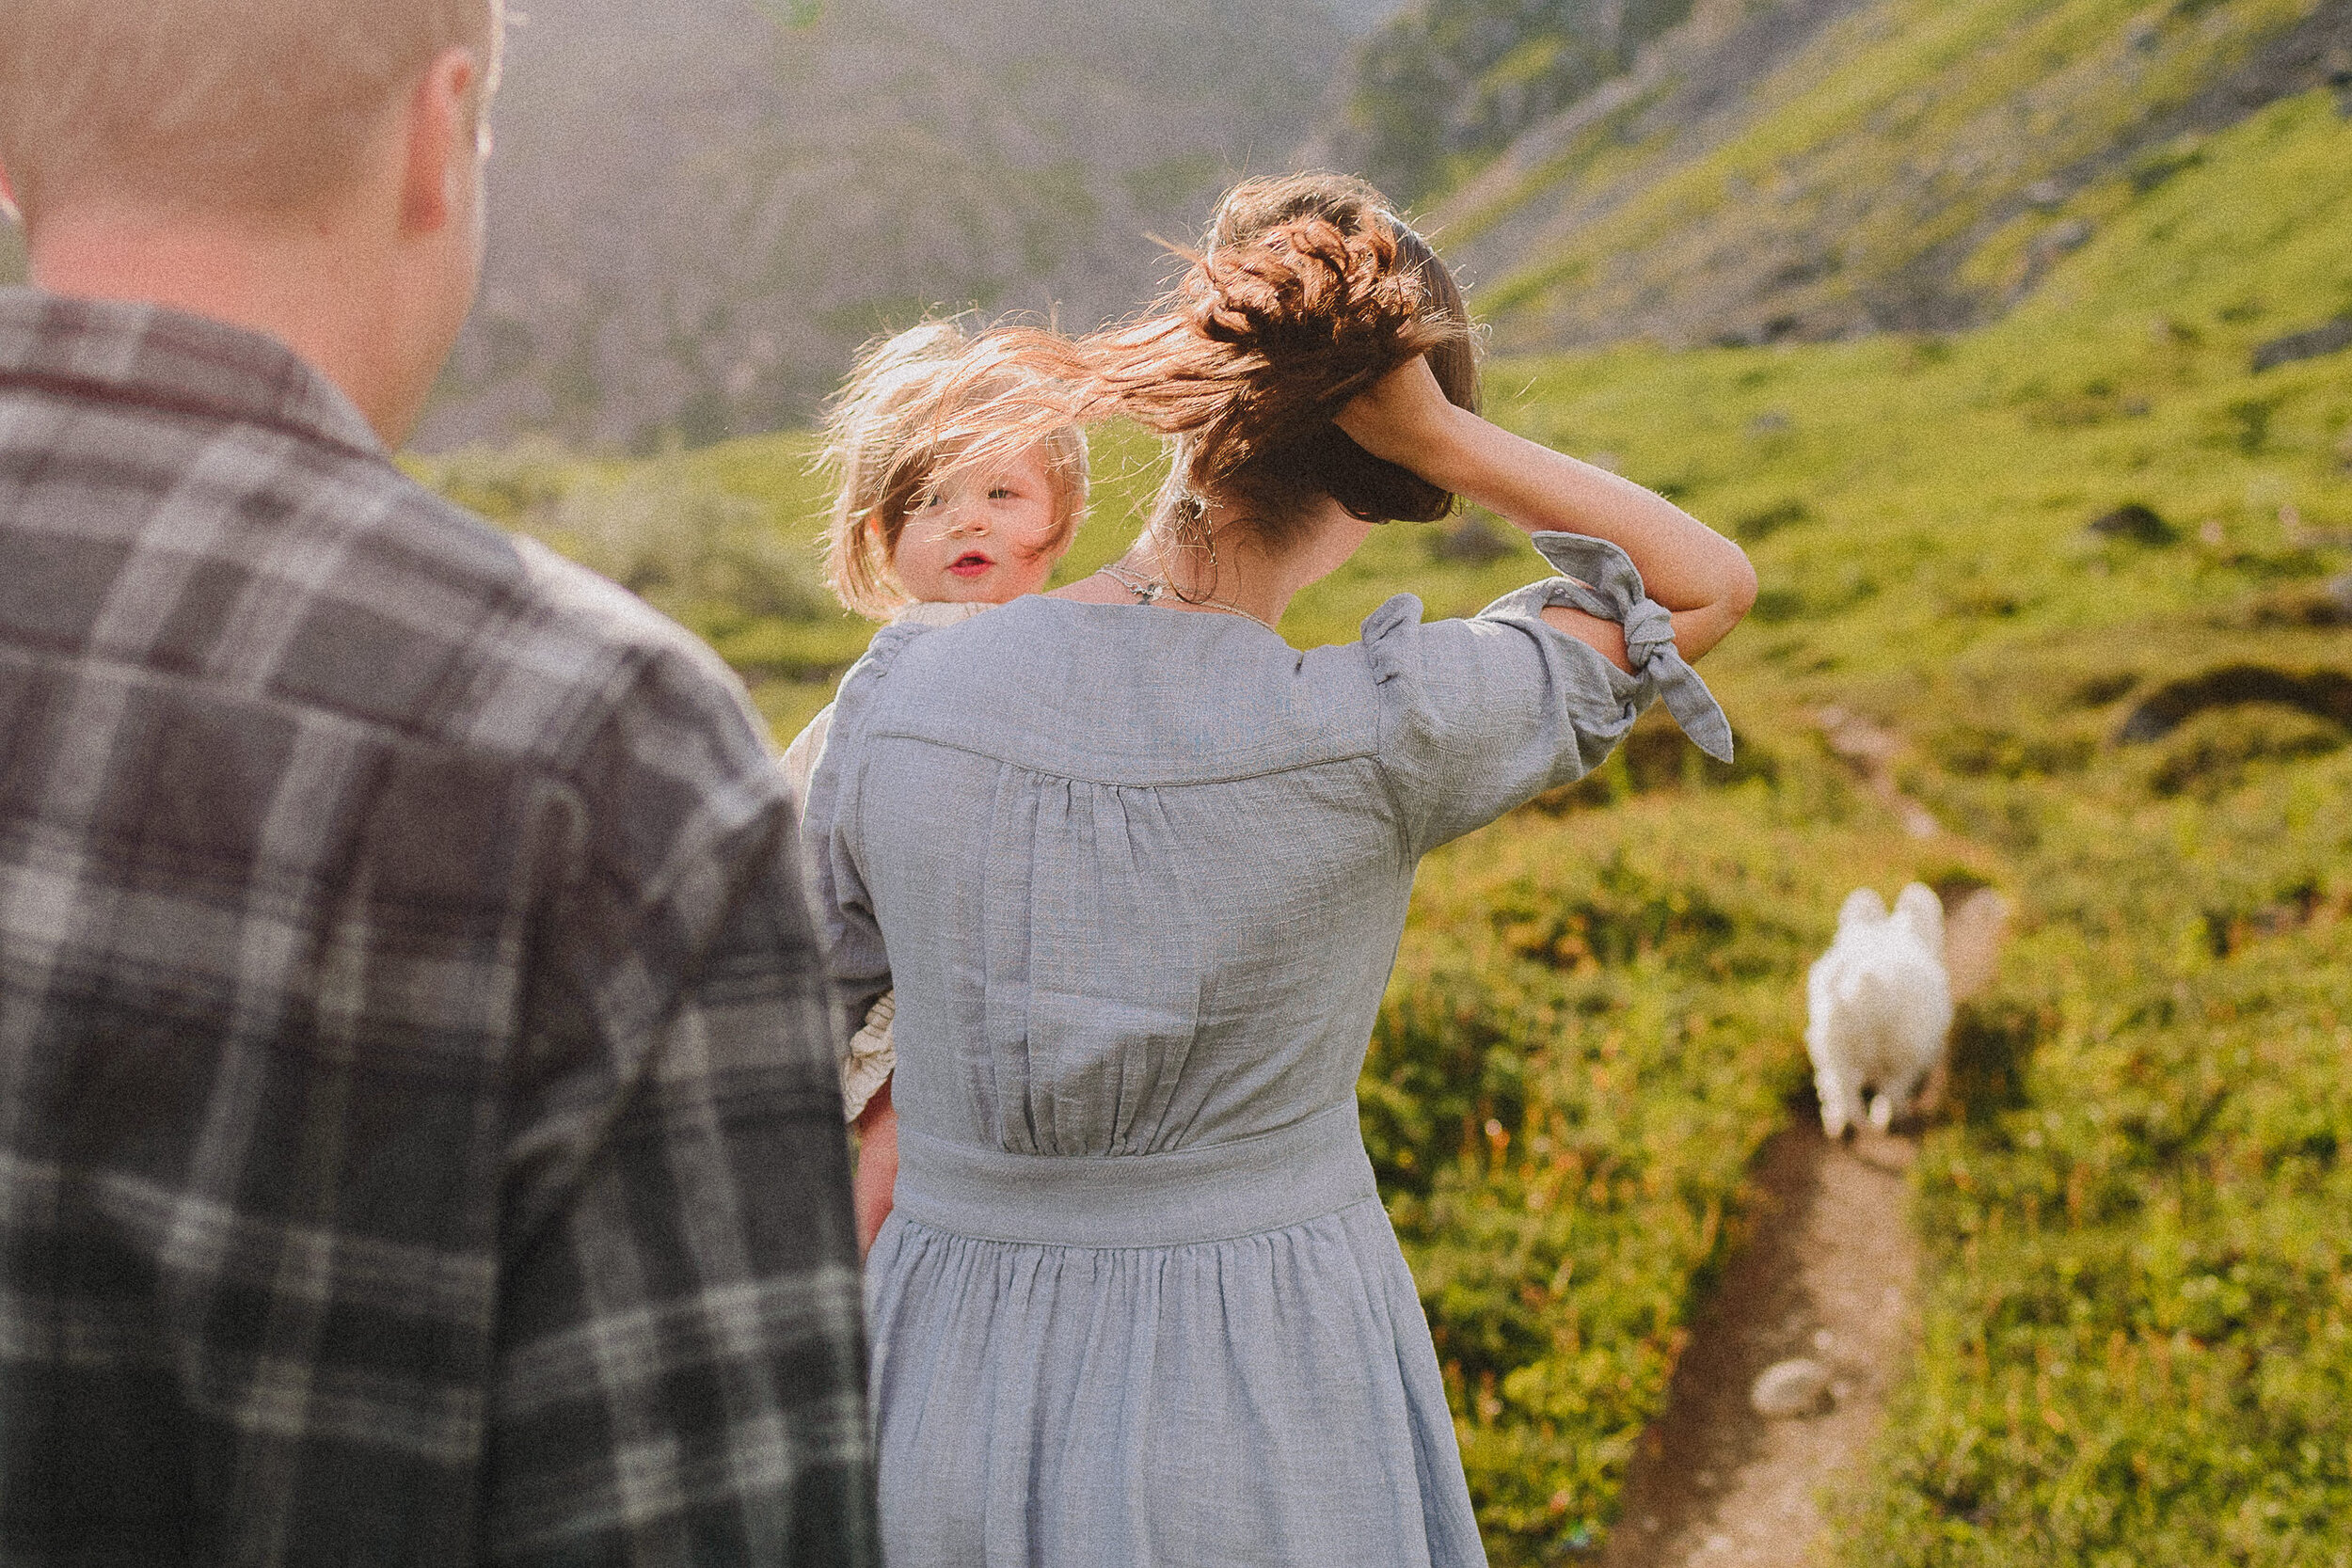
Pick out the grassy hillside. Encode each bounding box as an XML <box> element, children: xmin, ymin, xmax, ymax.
<box><xmin>1393</xmin><ymin>84</ymin><xmax>2352</xmax><ymax>1560</ymax></box>
<box><xmin>1506</xmin><ymin>95</ymin><xmax>2348</xmax><ymax>1568</ymax></box>
<box><xmin>418</xmin><ymin>72</ymin><xmax>2352</xmax><ymax>1565</ymax></box>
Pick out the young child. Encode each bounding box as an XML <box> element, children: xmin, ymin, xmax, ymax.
<box><xmin>783</xmin><ymin>321</ymin><xmax>1090</xmax><ymax>1247</ymax></box>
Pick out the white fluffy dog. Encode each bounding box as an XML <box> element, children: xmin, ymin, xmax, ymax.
<box><xmin>1806</xmin><ymin>883</ymin><xmax>1954</xmax><ymax>1137</ymax></box>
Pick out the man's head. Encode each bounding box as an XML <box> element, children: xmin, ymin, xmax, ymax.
<box><xmin>0</xmin><ymin>0</ymin><xmax>502</xmax><ymax>221</ymax></box>
<box><xmin>0</xmin><ymin>0</ymin><xmax>505</xmax><ymax>445</ymax></box>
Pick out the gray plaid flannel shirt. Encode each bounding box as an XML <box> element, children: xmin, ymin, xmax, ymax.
<box><xmin>0</xmin><ymin>290</ymin><xmax>879</xmax><ymax>1566</ymax></box>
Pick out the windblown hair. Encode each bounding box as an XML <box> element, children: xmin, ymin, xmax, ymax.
<box><xmin>842</xmin><ymin>176</ymin><xmax>1476</xmax><ymax>583</ymax></box>
<box><xmin>0</xmin><ymin>0</ymin><xmax>503</xmax><ymax>220</ymax></box>
<box><xmin>818</xmin><ymin>321</ymin><xmax>1091</xmax><ymax>622</ymax></box>
<box><xmin>1097</xmin><ymin>172</ymin><xmax>1481</xmax><ymax>551</ymax></box>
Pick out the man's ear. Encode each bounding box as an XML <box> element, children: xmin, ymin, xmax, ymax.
<box><xmin>398</xmin><ymin>47</ymin><xmax>481</xmax><ymax>236</ymax></box>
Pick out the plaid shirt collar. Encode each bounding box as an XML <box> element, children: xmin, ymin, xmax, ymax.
<box><xmin>0</xmin><ymin>285</ymin><xmax>385</xmax><ymax>460</ymax></box>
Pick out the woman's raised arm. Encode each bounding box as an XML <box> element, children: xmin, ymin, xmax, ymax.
<box><xmin>1338</xmin><ymin>357</ymin><xmax>1757</xmax><ymax>669</ymax></box>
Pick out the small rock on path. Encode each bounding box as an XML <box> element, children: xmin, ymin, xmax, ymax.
<box><xmin>1749</xmin><ymin>1358</ymin><xmax>1835</xmax><ymax>1419</ymax></box>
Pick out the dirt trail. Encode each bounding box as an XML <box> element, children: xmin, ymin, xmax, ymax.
<box><xmin>1597</xmin><ymin>888</ymin><xmax>2009</xmax><ymax>1568</ymax></box>
<box><xmin>1816</xmin><ymin>707</ymin><xmax>1940</xmax><ymax>841</ymax></box>
<box><xmin>1598</xmin><ymin>1126</ymin><xmax>1918</xmax><ymax>1568</ymax></box>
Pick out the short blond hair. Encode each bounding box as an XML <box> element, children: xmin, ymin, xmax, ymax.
<box><xmin>819</xmin><ymin>322</ymin><xmax>1090</xmax><ymax>623</ymax></box>
<box><xmin>0</xmin><ymin>0</ymin><xmax>504</xmax><ymax>220</ymax></box>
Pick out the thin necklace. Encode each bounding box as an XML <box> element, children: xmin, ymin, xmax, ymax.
<box><xmin>1097</xmin><ymin>562</ymin><xmax>1283</xmax><ymax>637</ymax></box>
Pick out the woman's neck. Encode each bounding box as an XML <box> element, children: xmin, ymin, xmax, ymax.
<box><xmin>1138</xmin><ymin>510</ymin><xmax>1282</xmax><ymax>625</ymax></box>
<box><xmin>1119</xmin><ymin>498</ymin><xmax>1376</xmax><ymax>629</ymax></box>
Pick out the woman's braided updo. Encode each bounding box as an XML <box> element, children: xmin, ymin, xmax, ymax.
<box><xmin>1101</xmin><ymin>172</ymin><xmax>1481</xmax><ymax>555</ymax></box>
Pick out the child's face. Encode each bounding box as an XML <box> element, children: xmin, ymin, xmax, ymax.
<box><xmin>892</xmin><ymin>444</ymin><xmax>1067</xmax><ymax>604</ymax></box>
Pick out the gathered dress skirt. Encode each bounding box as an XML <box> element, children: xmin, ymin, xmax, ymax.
<box><xmin>865</xmin><ymin>1101</ymin><xmax>1486</xmax><ymax>1567</ymax></box>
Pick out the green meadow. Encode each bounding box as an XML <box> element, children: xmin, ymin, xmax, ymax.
<box><xmin>417</xmin><ymin>83</ymin><xmax>2352</xmax><ymax>1564</ymax></box>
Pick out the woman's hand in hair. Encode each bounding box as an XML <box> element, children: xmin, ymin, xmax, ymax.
<box><xmin>1339</xmin><ymin>356</ymin><xmax>1757</xmax><ymax>666</ymax></box>
<box><xmin>1333</xmin><ymin>355</ymin><xmax>1469</xmax><ymax>472</ymax></box>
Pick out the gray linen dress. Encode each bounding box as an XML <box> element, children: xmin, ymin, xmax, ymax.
<box><xmin>802</xmin><ymin>533</ymin><xmax>1731</xmax><ymax>1568</ymax></box>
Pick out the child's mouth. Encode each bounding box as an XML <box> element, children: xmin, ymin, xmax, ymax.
<box><xmin>948</xmin><ymin>552</ymin><xmax>993</xmax><ymax>577</ymax></box>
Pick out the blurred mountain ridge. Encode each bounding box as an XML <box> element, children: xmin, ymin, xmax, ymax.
<box><xmin>421</xmin><ymin>0</ymin><xmax>1365</xmax><ymax>451</ymax></box>
<box><xmin>8</xmin><ymin>0</ymin><xmax>2346</xmax><ymax>451</ymax></box>
<box><xmin>426</xmin><ymin>0</ymin><xmax>2352</xmax><ymax>449</ymax></box>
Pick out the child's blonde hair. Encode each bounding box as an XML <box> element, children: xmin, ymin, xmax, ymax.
<box><xmin>819</xmin><ymin>322</ymin><xmax>1090</xmax><ymax>622</ymax></box>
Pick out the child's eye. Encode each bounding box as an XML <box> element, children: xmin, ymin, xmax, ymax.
<box><xmin>988</xmin><ymin>487</ymin><xmax>1015</xmax><ymax>500</ymax></box>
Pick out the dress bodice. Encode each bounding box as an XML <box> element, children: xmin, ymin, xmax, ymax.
<box><xmin>803</xmin><ymin>533</ymin><xmax>1727</xmax><ymax>1160</ymax></box>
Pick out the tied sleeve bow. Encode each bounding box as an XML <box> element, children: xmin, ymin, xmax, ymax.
<box><xmin>1529</xmin><ymin>530</ymin><xmax>1737</xmax><ymax>763</ymax></box>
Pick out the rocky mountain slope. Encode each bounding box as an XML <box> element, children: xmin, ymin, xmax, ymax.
<box><xmin>1305</xmin><ymin>0</ymin><xmax>1706</xmax><ymax>205</ymax></box>
<box><xmin>1430</xmin><ymin>0</ymin><xmax>2352</xmax><ymax>353</ymax></box>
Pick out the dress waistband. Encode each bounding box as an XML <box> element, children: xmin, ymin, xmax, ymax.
<box><xmin>892</xmin><ymin>1101</ymin><xmax>1380</xmax><ymax>1247</ymax></box>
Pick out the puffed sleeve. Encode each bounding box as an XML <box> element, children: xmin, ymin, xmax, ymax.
<box><xmin>798</xmin><ymin>623</ymin><xmax>928</xmax><ymax>1027</ymax></box>
<box><xmin>1368</xmin><ymin>531</ymin><xmax>1733</xmax><ymax>857</ymax></box>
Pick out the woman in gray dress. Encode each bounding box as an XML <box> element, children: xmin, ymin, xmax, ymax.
<box><xmin>802</xmin><ymin>174</ymin><xmax>1756</xmax><ymax>1566</ymax></box>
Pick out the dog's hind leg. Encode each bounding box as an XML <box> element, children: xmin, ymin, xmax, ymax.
<box><xmin>1873</xmin><ymin>1057</ymin><xmax>1938</xmax><ymax>1132</ymax></box>
<box><xmin>1814</xmin><ymin>1060</ymin><xmax>1857</xmax><ymax>1138</ymax></box>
